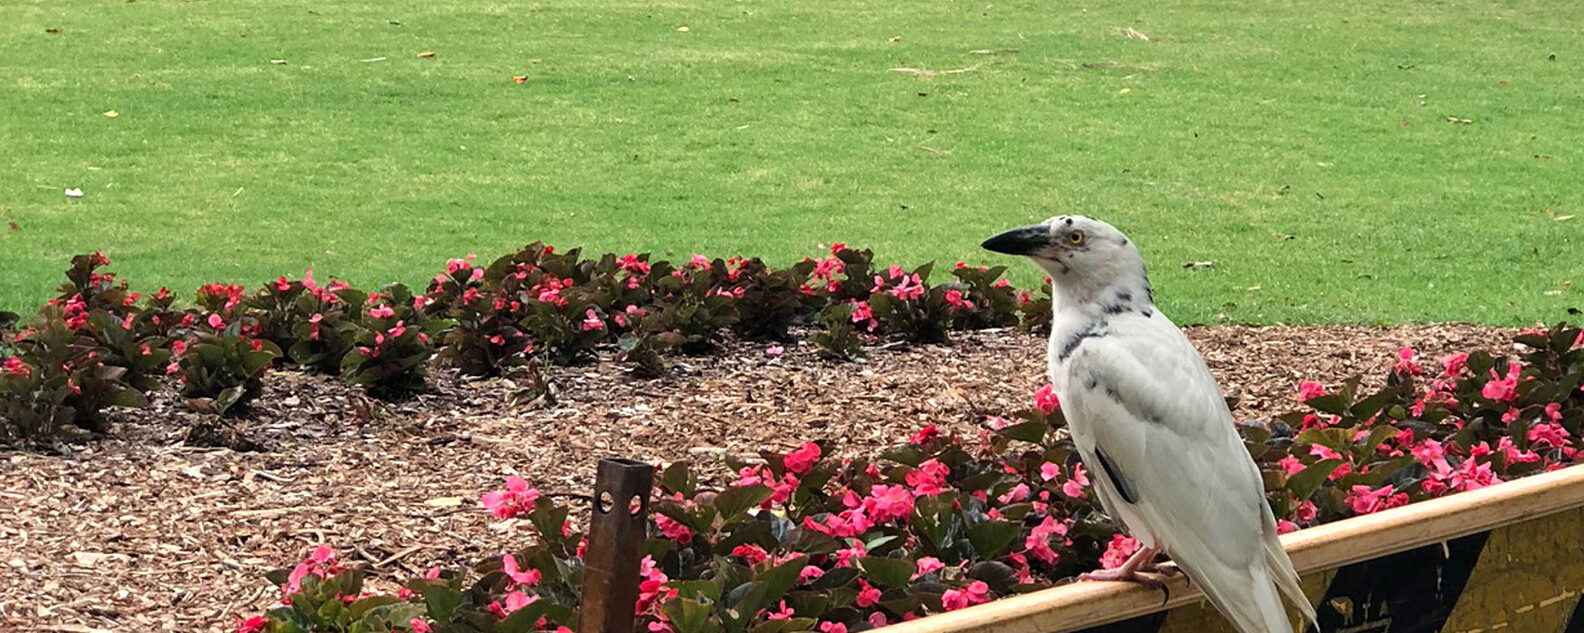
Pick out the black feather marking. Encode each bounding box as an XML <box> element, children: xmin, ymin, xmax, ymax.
<box><xmin>1119</xmin><ymin>237</ymin><xmax>1129</xmax><ymax>246</ymax></box>
<box><xmin>1101</xmin><ymin>301</ymin><xmax>1129</xmax><ymax>315</ymax></box>
<box><xmin>1057</xmin><ymin>324</ymin><xmax>1107</xmax><ymax>361</ymax></box>
<box><xmin>1082</xmin><ymin>372</ymin><xmax>1099</xmax><ymax>390</ymax></box>
<box><xmin>1095</xmin><ymin>447</ymin><xmax>1138</xmax><ymax>504</ymax></box>
<box><xmin>1115</xmin><ymin>290</ymin><xmax>1132</xmax><ymax>303</ymax></box>
<box><xmin>1064</xmin><ymin>217</ymin><xmax>1074</xmax><ymax>227</ymax></box>
<box><xmin>1140</xmin><ymin>308</ymin><xmax>1154</xmax><ymax>318</ymax></box>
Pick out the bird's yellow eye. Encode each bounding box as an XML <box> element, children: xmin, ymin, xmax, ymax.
<box><xmin>1067</xmin><ymin>230</ymin><xmax>1086</xmax><ymax>245</ymax></box>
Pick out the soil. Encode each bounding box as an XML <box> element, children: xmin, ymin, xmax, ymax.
<box><xmin>0</xmin><ymin>324</ymin><xmax>1515</xmax><ymax>632</ymax></box>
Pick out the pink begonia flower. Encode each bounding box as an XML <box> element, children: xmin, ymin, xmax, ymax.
<box><xmin>409</xmin><ymin>619</ymin><xmax>433</xmax><ymax>633</ymax></box>
<box><xmin>986</xmin><ymin>415</ymin><xmax>1015</xmax><ymax>430</ymax></box>
<box><xmin>1039</xmin><ymin>462</ymin><xmax>1062</xmax><ymax>482</ymax></box>
<box><xmin>1099</xmin><ymin>535</ymin><xmax>1140</xmax><ymax>570</ymax></box>
<box><xmin>943</xmin><ymin>289</ymin><xmax>975</xmax><ymax>310</ymax></box>
<box><xmin>502</xmin><ymin>554</ymin><xmax>542</xmax><ymax>587</ymax></box>
<box><xmin>481</xmin><ymin>476</ymin><xmax>541</xmax><ymax>519</ymax></box>
<box><xmin>1277</xmin><ymin>520</ymin><xmax>1299</xmax><ymax>534</ymax></box>
<box><xmin>1544</xmin><ymin>402</ymin><xmax>1563</xmax><ymax>422</ymax></box>
<box><xmin>1298</xmin><ymin>381</ymin><xmax>1325</xmax><ymax>401</ymax></box>
<box><xmin>655</xmin><ymin>513</ymin><xmax>694</xmax><ymax>544</ymax></box>
<box><xmin>2</xmin><ymin>356</ymin><xmax>30</xmax><ymax>378</ymax></box>
<box><xmin>1061</xmin><ymin>463</ymin><xmax>1090</xmax><ymax>499</ymax></box>
<box><xmin>1497</xmin><ymin>437</ymin><xmax>1541</xmax><ymax>464</ymax></box>
<box><xmin>913</xmin><ymin>556</ymin><xmax>946</xmax><ymax>579</ymax></box>
<box><xmin>1482</xmin><ymin>363</ymin><xmax>1521</xmax><ymax>402</ymax></box>
<box><xmin>850</xmin><ymin>300</ymin><xmax>874</xmax><ymax>327</ymax></box>
<box><xmin>764</xmin><ymin>345</ymin><xmax>784</xmax><ymax>357</ymax></box>
<box><xmin>1394</xmin><ymin>347</ymin><xmax>1423</xmax><ymax>376</ymax></box>
<box><xmin>783</xmin><ymin>442</ymin><xmax>822</xmax><ymax>475</ymax></box>
<box><xmin>207</xmin><ymin>313</ymin><xmax>225</xmax><ymax>329</ymax></box>
<box><xmin>855</xmin><ymin>580</ymin><xmax>882</xmax><ymax>607</ymax></box>
<box><xmin>1529</xmin><ymin>422</ymin><xmax>1572</xmax><ymax>449</ymax></box>
<box><xmin>732</xmin><ymin>544</ymin><xmax>769</xmax><ymax>566</ymax></box>
<box><xmin>818</xmin><ymin>623</ymin><xmax>847</xmax><ymax>633</ymax></box>
<box><xmin>1034</xmin><ymin>384</ymin><xmax>1060</xmax><ymax>414</ymax></box>
<box><xmin>766</xmin><ymin>601</ymin><xmax>795</xmax><ymax>621</ymax></box>
<box><xmin>581</xmin><ymin>309</ymin><xmax>605</xmax><ymax>332</ymax></box>
<box><xmin>369</xmin><ymin>305</ymin><xmax>395</xmax><ymax>319</ymax></box>
<box><xmin>1442</xmin><ymin>353</ymin><xmax>1469</xmax><ymax>376</ymax></box>
<box><xmin>864</xmin><ymin>485</ymin><xmax>914</xmax><ymax>522</ymax></box>
<box><xmin>1025</xmin><ymin>515</ymin><xmax>1068</xmax><ymax>564</ymax></box>
<box><xmin>1346</xmin><ymin>485</ymin><xmax>1408</xmax><ymax>515</ymax></box>
<box><xmin>910</xmin><ymin>425</ymin><xmax>940</xmax><ymax>445</ymax></box>
<box><xmin>905</xmin><ymin>459</ymin><xmax>949</xmax><ymax>496</ymax></box>
<box><xmin>997</xmin><ymin>483</ymin><xmax>1031</xmax><ymax>505</ymax></box>
<box><xmin>1277</xmin><ymin>455</ymin><xmax>1305</xmax><ymax>476</ymax></box>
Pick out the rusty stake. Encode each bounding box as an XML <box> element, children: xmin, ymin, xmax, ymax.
<box><xmin>578</xmin><ymin>458</ymin><xmax>655</xmax><ymax>633</ymax></box>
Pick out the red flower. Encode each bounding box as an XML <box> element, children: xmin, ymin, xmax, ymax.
<box><xmin>909</xmin><ymin>425</ymin><xmax>940</xmax><ymax>445</ymax></box>
<box><xmin>862</xmin><ymin>484</ymin><xmax>914</xmax><ymax>523</ymax></box>
<box><xmin>830</xmin><ymin>242</ymin><xmax>848</xmax><ymax>254</ymax></box>
<box><xmin>409</xmin><ymin>619</ymin><xmax>433</xmax><ymax>633</ymax></box>
<box><xmin>369</xmin><ymin>305</ymin><xmax>395</xmax><ymax>319</ymax></box>
<box><xmin>1298</xmin><ymin>381</ymin><xmax>1325</xmax><ymax>401</ymax></box>
<box><xmin>655</xmin><ymin>513</ymin><xmax>695</xmax><ymax>544</ymax></box>
<box><xmin>1346</xmin><ymin>485</ymin><xmax>1408</xmax><ymax>515</ymax></box>
<box><xmin>943</xmin><ymin>289</ymin><xmax>975</xmax><ymax>311</ymax></box>
<box><xmin>855</xmin><ymin>580</ymin><xmax>882</xmax><ymax>607</ymax></box>
<box><xmin>235</xmin><ymin>616</ymin><xmax>267</xmax><ymax>633</ymax></box>
<box><xmin>581</xmin><ymin>309</ymin><xmax>605</xmax><ymax>332</ymax></box>
<box><xmin>1393</xmin><ymin>347</ymin><xmax>1423</xmax><ymax>376</ymax></box>
<box><xmin>502</xmin><ymin>554</ymin><xmax>542</xmax><ymax>587</ymax></box>
<box><xmin>784</xmin><ymin>442</ymin><xmax>821</xmax><ymax>475</ymax></box>
<box><xmin>1</xmin><ymin>356</ymin><xmax>30</xmax><ymax>378</ymax></box>
<box><xmin>207</xmin><ymin>313</ymin><xmax>225</xmax><ymax>329</ymax></box>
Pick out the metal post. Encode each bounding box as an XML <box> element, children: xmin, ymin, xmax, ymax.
<box><xmin>578</xmin><ymin>458</ymin><xmax>655</xmax><ymax>633</ymax></box>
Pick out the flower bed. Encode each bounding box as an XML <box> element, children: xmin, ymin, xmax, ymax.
<box><xmin>241</xmin><ymin>326</ymin><xmax>1582</xmax><ymax>633</ymax></box>
<box><xmin>2</xmin><ymin>249</ymin><xmax>1580</xmax><ymax>633</ymax></box>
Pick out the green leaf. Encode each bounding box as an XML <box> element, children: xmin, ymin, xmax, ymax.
<box><xmin>857</xmin><ymin>556</ymin><xmax>914</xmax><ymax>589</ymax></box>
<box><xmin>810</xmin><ymin>566</ymin><xmax>861</xmax><ymax>590</ymax></box>
<box><xmin>660</xmin><ymin>598</ymin><xmax>718</xmax><ymax>633</ymax></box>
<box><xmin>347</xmin><ymin>595</ymin><xmax>402</xmax><ymax>618</ymax></box>
<box><xmin>661</xmin><ymin>461</ymin><xmax>697</xmax><ymax>497</ymax></box>
<box><xmin>966</xmin><ymin>519</ymin><xmax>1021</xmax><ymax>560</ymax></box>
<box><xmin>996</xmin><ymin>420</ymin><xmax>1047</xmax><ymax>444</ymax></box>
<box><xmin>714</xmin><ymin>484</ymin><xmax>773</xmax><ymax>521</ymax></box>
<box><xmin>420</xmin><ymin>584</ymin><xmax>462</xmax><ymax>621</ymax></box>
<box><xmin>1286</xmin><ymin>459</ymin><xmax>1342</xmax><ymax>501</ymax></box>
<box><xmin>106</xmin><ymin>388</ymin><xmax>148</xmax><ymax>409</ymax></box>
<box><xmin>1304</xmin><ymin>394</ymin><xmax>1351</xmax><ymax>416</ymax></box>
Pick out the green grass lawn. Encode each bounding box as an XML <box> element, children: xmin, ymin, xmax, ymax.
<box><xmin>2</xmin><ymin>0</ymin><xmax>1581</xmax><ymax>325</ymax></box>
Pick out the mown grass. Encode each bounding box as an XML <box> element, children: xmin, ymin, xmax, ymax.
<box><xmin>2</xmin><ymin>0</ymin><xmax>1581</xmax><ymax>324</ymax></box>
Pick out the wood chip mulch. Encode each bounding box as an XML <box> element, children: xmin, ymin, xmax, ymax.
<box><xmin>0</xmin><ymin>324</ymin><xmax>1515</xmax><ymax>632</ymax></box>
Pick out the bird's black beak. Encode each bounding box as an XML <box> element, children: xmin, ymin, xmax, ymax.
<box><xmin>981</xmin><ymin>225</ymin><xmax>1051</xmax><ymax>256</ymax></box>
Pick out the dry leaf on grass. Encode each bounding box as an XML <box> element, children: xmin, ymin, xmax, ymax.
<box><xmin>889</xmin><ymin>65</ymin><xmax>979</xmax><ymax>77</ymax></box>
<box><xmin>416</xmin><ymin>51</ymin><xmax>435</xmax><ymax>58</ymax></box>
<box><xmin>1111</xmin><ymin>26</ymin><xmax>1151</xmax><ymax>41</ymax></box>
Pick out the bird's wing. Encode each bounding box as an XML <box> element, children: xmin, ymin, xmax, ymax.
<box><xmin>1062</xmin><ymin>318</ymin><xmax>1312</xmax><ymax>633</ymax></box>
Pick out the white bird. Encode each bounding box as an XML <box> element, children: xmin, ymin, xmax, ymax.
<box><xmin>982</xmin><ymin>216</ymin><xmax>1317</xmax><ymax>633</ymax></box>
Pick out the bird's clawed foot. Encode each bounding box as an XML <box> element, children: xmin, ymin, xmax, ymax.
<box><xmin>1076</xmin><ymin>547</ymin><xmax>1175</xmax><ymax>602</ymax></box>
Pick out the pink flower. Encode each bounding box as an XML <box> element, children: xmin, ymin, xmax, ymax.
<box><xmin>581</xmin><ymin>309</ymin><xmax>605</xmax><ymax>332</ymax></box>
<box><xmin>850</xmin><ymin>301</ymin><xmax>874</xmax><ymax>327</ymax></box>
<box><xmin>856</xmin><ymin>580</ymin><xmax>882</xmax><ymax>607</ymax></box>
<box><xmin>887</xmin><ymin>273</ymin><xmax>925</xmax><ymax>300</ymax></box>
<box><xmin>207</xmin><ymin>313</ymin><xmax>225</xmax><ymax>329</ymax></box>
<box><xmin>997</xmin><ymin>483</ymin><xmax>1030</xmax><ymax>505</ymax></box>
<box><xmin>1529</xmin><ymin>422</ymin><xmax>1572</xmax><ymax>449</ymax></box>
<box><xmin>766</xmin><ymin>601</ymin><xmax>794</xmax><ymax>621</ymax></box>
<box><xmin>818</xmin><ymin>623</ymin><xmax>847</xmax><ymax>633</ymax></box>
<box><xmin>914</xmin><ymin>556</ymin><xmax>946</xmax><ymax>579</ymax></box>
<box><xmin>731</xmin><ymin>544</ymin><xmax>769</xmax><ymax>566</ymax></box>
<box><xmin>655</xmin><ymin>513</ymin><xmax>695</xmax><ymax>544</ymax></box>
<box><xmin>1544</xmin><ymin>402</ymin><xmax>1563</xmax><ymax>422</ymax></box>
<box><xmin>1039</xmin><ymin>462</ymin><xmax>1061</xmax><ymax>482</ymax></box>
<box><xmin>690</xmin><ymin>254</ymin><xmax>710</xmax><ymax>268</ymax></box>
<box><xmin>830</xmin><ymin>242</ymin><xmax>848</xmax><ymax>254</ymax></box>
<box><xmin>409</xmin><ymin>619</ymin><xmax>433</xmax><ymax>633</ymax></box>
<box><xmin>1099</xmin><ymin>535</ymin><xmax>1139</xmax><ymax>570</ymax></box>
<box><xmin>868</xmin><ymin>612</ymin><xmax>889</xmax><ymax>628</ymax></box>
<box><xmin>502</xmin><ymin>554</ymin><xmax>542</xmax><ymax>587</ymax></box>
<box><xmin>1394</xmin><ymin>347</ymin><xmax>1423</xmax><ymax>376</ymax></box>
<box><xmin>1025</xmin><ymin>515</ymin><xmax>1068</xmax><ymax>564</ymax></box>
<box><xmin>1483</xmin><ymin>363</ymin><xmax>1521</xmax><ymax>402</ymax></box>
<box><xmin>1060</xmin><ymin>463</ymin><xmax>1090</xmax><ymax>499</ymax></box>
<box><xmin>1277</xmin><ymin>455</ymin><xmax>1305</xmax><ymax>476</ymax></box>
<box><xmin>909</xmin><ymin>425</ymin><xmax>940</xmax><ymax>445</ymax></box>
<box><xmin>905</xmin><ymin>459</ymin><xmax>949</xmax><ymax>496</ymax></box>
<box><xmin>1295</xmin><ymin>500</ymin><xmax>1318</xmax><ymax>523</ymax></box>
<box><xmin>764</xmin><ymin>345</ymin><xmax>784</xmax><ymax>357</ymax></box>
<box><xmin>1346</xmin><ymin>485</ymin><xmax>1408</xmax><ymax>515</ymax></box>
<box><xmin>481</xmin><ymin>476</ymin><xmax>541</xmax><ymax>519</ymax></box>
<box><xmin>1034</xmin><ymin>384</ymin><xmax>1060</xmax><ymax>414</ymax></box>
<box><xmin>863</xmin><ymin>485</ymin><xmax>915</xmax><ymax>523</ymax></box>
<box><xmin>943</xmin><ymin>289</ymin><xmax>975</xmax><ymax>311</ymax></box>
<box><xmin>236</xmin><ymin>616</ymin><xmax>267</xmax><ymax>633</ymax></box>
<box><xmin>1298</xmin><ymin>381</ymin><xmax>1325</xmax><ymax>401</ymax></box>
<box><xmin>1441</xmin><ymin>353</ymin><xmax>1469</xmax><ymax>377</ymax></box>
<box><xmin>784</xmin><ymin>442</ymin><xmax>822</xmax><ymax>475</ymax></box>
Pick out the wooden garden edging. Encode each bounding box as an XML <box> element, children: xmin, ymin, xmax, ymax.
<box><xmin>880</xmin><ymin>464</ymin><xmax>1584</xmax><ymax>633</ymax></box>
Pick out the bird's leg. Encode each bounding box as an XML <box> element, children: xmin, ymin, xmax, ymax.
<box><xmin>1077</xmin><ymin>547</ymin><xmax>1168</xmax><ymax>585</ymax></box>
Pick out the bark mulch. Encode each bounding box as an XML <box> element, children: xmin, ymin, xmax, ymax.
<box><xmin>0</xmin><ymin>324</ymin><xmax>1514</xmax><ymax>632</ymax></box>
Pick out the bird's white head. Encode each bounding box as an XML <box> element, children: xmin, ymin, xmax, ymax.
<box><xmin>981</xmin><ymin>215</ymin><xmax>1152</xmax><ymax>309</ymax></box>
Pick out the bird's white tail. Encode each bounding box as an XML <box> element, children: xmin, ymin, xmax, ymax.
<box><xmin>1264</xmin><ymin>529</ymin><xmax>1318</xmax><ymax>630</ymax></box>
<box><xmin>1178</xmin><ymin>551</ymin><xmax>1315</xmax><ymax>633</ymax></box>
